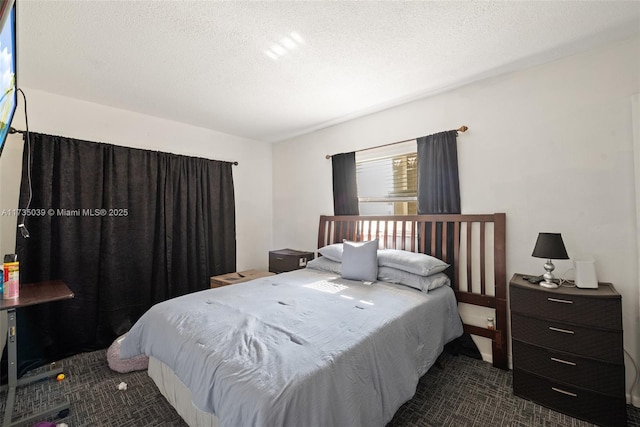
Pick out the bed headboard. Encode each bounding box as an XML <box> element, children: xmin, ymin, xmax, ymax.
<box><xmin>317</xmin><ymin>213</ymin><xmax>508</xmax><ymax>370</ymax></box>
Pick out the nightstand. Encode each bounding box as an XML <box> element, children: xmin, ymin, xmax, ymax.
<box><xmin>210</xmin><ymin>270</ymin><xmax>275</xmax><ymax>288</ymax></box>
<box><xmin>510</xmin><ymin>273</ymin><xmax>626</xmax><ymax>427</ymax></box>
<box><xmin>268</xmin><ymin>249</ymin><xmax>314</xmax><ymax>273</ymax></box>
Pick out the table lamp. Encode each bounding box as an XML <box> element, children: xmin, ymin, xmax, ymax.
<box><xmin>532</xmin><ymin>232</ymin><xmax>569</xmax><ymax>289</ymax></box>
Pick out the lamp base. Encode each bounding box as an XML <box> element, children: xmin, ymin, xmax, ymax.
<box><xmin>540</xmin><ymin>260</ymin><xmax>558</xmax><ymax>289</ymax></box>
<box><xmin>539</xmin><ymin>280</ymin><xmax>559</xmax><ymax>289</ymax></box>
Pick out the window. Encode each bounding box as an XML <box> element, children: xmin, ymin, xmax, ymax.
<box><xmin>356</xmin><ymin>141</ymin><xmax>417</xmax><ymax>215</ymax></box>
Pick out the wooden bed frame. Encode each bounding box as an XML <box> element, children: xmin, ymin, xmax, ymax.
<box><xmin>317</xmin><ymin>213</ymin><xmax>508</xmax><ymax>370</ymax></box>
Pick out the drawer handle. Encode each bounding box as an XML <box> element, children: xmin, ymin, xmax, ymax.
<box><xmin>549</xmin><ymin>326</ymin><xmax>574</xmax><ymax>334</ymax></box>
<box><xmin>547</xmin><ymin>297</ymin><xmax>573</xmax><ymax>304</ymax></box>
<box><xmin>550</xmin><ymin>357</ymin><xmax>576</xmax><ymax>366</ymax></box>
<box><xmin>552</xmin><ymin>387</ymin><xmax>577</xmax><ymax>397</ymax></box>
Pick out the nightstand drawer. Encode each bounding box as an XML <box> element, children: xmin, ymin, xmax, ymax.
<box><xmin>511</xmin><ymin>313</ymin><xmax>623</xmax><ymax>362</ymax></box>
<box><xmin>513</xmin><ymin>369</ymin><xmax>627</xmax><ymax>427</ymax></box>
<box><xmin>512</xmin><ymin>340</ymin><xmax>625</xmax><ymax>396</ymax></box>
<box><xmin>510</xmin><ymin>285</ymin><xmax>621</xmax><ymax>329</ymax></box>
<box><xmin>269</xmin><ymin>249</ymin><xmax>314</xmax><ymax>273</ymax></box>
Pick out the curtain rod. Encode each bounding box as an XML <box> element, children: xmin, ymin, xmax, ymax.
<box><xmin>8</xmin><ymin>127</ymin><xmax>239</xmax><ymax>165</ymax></box>
<box><xmin>324</xmin><ymin>125</ymin><xmax>468</xmax><ymax>159</ymax></box>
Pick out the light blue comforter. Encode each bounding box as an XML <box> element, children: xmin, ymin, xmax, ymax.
<box><xmin>121</xmin><ymin>268</ymin><xmax>463</xmax><ymax>427</ymax></box>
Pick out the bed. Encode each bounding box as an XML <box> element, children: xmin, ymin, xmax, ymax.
<box><xmin>121</xmin><ymin>213</ymin><xmax>507</xmax><ymax>427</ymax></box>
<box><xmin>317</xmin><ymin>214</ymin><xmax>508</xmax><ymax>370</ymax></box>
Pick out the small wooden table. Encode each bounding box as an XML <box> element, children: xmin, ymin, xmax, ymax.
<box><xmin>0</xmin><ymin>280</ymin><xmax>74</xmax><ymax>427</ymax></box>
<box><xmin>210</xmin><ymin>270</ymin><xmax>275</xmax><ymax>288</ymax></box>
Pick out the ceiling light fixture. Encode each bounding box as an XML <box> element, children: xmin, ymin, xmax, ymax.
<box><xmin>290</xmin><ymin>32</ymin><xmax>304</xmax><ymax>44</ymax></box>
<box><xmin>271</xmin><ymin>44</ymin><xmax>287</xmax><ymax>56</ymax></box>
<box><xmin>264</xmin><ymin>31</ymin><xmax>306</xmax><ymax>61</ymax></box>
<box><xmin>264</xmin><ymin>50</ymin><xmax>278</xmax><ymax>60</ymax></box>
<box><xmin>280</xmin><ymin>37</ymin><xmax>297</xmax><ymax>50</ymax></box>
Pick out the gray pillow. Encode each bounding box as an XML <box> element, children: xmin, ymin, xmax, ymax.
<box><xmin>305</xmin><ymin>257</ymin><xmax>342</xmax><ymax>274</ymax></box>
<box><xmin>378</xmin><ymin>267</ymin><xmax>450</xmax><ymax>292</ymax></box>
<box><xmin>341</xmin><ymin>239</ymin><xmax>378</xmax><ymax>282</ymax></box>
<box><xmin>318</xmin><ymin>243</ymin><xmax>343</xmax><ymax>262</ymax></box>
<box><xmin>377</xmin><ymin>249</ymin><xmax>449</xmax><ymax>276</ymax></box>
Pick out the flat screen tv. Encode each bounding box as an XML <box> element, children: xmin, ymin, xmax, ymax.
<box><xmin>0</xmin><ymin>0</ymin><xmax>16</xmax><ymax>157</ymax></box>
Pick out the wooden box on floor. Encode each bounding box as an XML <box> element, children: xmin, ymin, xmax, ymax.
<box><xmin>210</xmin><ymin>270</ymin><xmax>275</xmax><ymax>288</ymax></box>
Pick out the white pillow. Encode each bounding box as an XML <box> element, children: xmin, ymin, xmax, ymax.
<box><xmin>306</xmin><ymin>257</ymin><xmax>342</xmax><ymax>274</ymax></box>
<box><xmin>378</xmin><ymin>268</ymin><xmax>450</xmax><ymax>292</ymax></box>
<box><xmin>377</xmin><ymin>249</ymin><xmax>449</xmax><ymax>276</ymax></box>
<box><xmin>341</xmin><ymin>239</ymin><xmax>378</xmax><ymax>282</ymax></box>
<box><xmin>318</xmin><ymin>243</ymin><xmax>343</xmax><ymax>262</ymax></box>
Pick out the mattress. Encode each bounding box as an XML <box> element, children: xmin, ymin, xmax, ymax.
<box><xmin>122</xmin><ymin>268</ymin><xmax>463</xmax><ymax>427</ymax></box>
<box><xmin>148</xmin><ymin>356</ymin><xmax>218</xmax><ymax>427</ymax></box>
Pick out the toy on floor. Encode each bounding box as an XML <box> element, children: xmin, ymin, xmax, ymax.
<box><xmin>106</xmin><ymin>333</ymin><xmax>149</xmax><ymax>373</ymax></box>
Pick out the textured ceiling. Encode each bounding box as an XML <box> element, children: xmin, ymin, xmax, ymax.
<box><xmin>18</xmin><ymin>1</ymin><xmax>640</xmax><ymax>142</ymax></box>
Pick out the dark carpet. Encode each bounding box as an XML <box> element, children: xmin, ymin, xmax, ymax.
<box><xmin>1</xmin><ymin>350</ymin><xmax>638</xmax><ymax>426</ymax></box>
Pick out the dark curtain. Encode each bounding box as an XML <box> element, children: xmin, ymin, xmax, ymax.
<box><xmin>416</xmin><ymin>130</ymin><xmax>460</xmax><ymax>214</ymax></box>
<box><xmin>416</xmin><ymin>130</ymin><xmax>480</xmax><ymax>359</ymax></box>
<box><xmin>416</xmin><ymin>129</ymin><xmax>461</xmax><ymax>266</ymax></box>
<box><xmin>2</xmin><ymin>132</ymin><xmax>236</xmax><ymax>381</ymax></box>
<box><xmin>331</xmin><ymin>152</ymin><xmax>359</xmax><ymax>215</ymax></box>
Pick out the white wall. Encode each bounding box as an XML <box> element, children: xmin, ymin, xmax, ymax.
<box><xmin>273</xmin><ymin>35</ymin><xmax>640</xmax><ymax>405</ymax></box>
<box><xmin>0</xmin><ymin>88</ymin><xmax>273</xmax><ymax>271</ymax></box>
<box><xmin>633</xmin><ymin>92</ymin><xmax>640</xmax><ymax>407</ymax></box>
